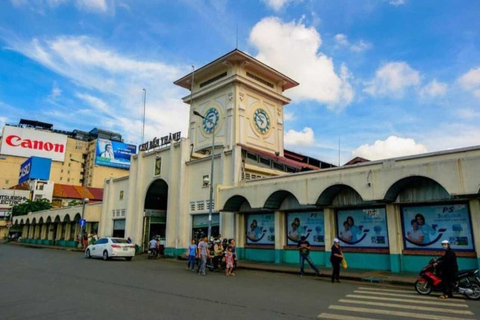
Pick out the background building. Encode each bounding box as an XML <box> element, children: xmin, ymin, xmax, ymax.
<box><xmin>0</xmin><ymin>119</ymin><xmax>136</xmax><ymax>189</ymax></box>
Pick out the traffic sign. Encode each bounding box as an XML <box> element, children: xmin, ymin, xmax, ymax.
<box><xmin>79</xmin><ymin>219</ymin><xmax>86</xmax><ymax>227</ymax></box>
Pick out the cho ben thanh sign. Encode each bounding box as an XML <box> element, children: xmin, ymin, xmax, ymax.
<box><xmin>1</xmin><ymin>126</ymin><xmax>67</xmax><ymax>162</ymax></box>
<box><xmin>139</xmin><ymin>132</ymin><xmax>181</xmax><ymax>152</ymax></box>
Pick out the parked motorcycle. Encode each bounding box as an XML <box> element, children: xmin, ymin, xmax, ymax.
<box><xmin>147</xmin><ymin>249</ymin><xmax>158</xmax><ymax>260</ymax></box>
<box><xmin>415</xmin><ymin>258</ymin><xmax>480</xmax><ymax>300</ymax></box>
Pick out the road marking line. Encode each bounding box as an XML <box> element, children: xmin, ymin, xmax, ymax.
<box><xmin>357</xmin><ymin>286</ymin><xmax>466</xmax><ymax>300</ymax></box>
<box><xmin>317</xmin><ymin>313</ymin><xmax>379</xmax><ymax>320</ymax></box>
<box><xmin>346</xmin><ymin>294</ymin><xmax>468</xmax><ymax>307</ymax></box>
<box><xmin>338</xmin><ymin>299</ymin><xmax>474</xmax><ymax>315</ymax></box>
<box><xmin>358</xmin><ymin>286</ymin><xmax>420</xmax><ymax>293</ymax></box>
<box><xmin>329</xmin><ymin>305</ymin><xmax>472</xmax><ymax>320</ymax></box>
<box><xmin>353</xmin><ymin>290</ymin><xmax>466</xmax><ymax>301</ymax></box>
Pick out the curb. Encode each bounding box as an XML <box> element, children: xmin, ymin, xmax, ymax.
<box><xmin>236</xmin><ymin>264</ymin><xmax>415</xmax><ymax>287</ymax></box>
<box><xmin>7</xmin><ymin>241</ymin><xmax>85</xmax><ymax>253</ymax></box>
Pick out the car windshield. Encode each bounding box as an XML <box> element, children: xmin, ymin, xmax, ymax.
<box><xmin>111</xmin><ymin>239</ymin><xmax>129</xmax><ymax>244</ymax></box>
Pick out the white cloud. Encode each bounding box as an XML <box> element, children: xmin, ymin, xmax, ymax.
<box><xmin>457</xmin><ymin>108</ymin><xmax>480</xmax><ymax>120</ymax></box>
<box><xmin>284</xmin><ymin>127</ymin><xmax>314</xmax><ymax>146</ymax></box>
<box><xmin>76</xmin><ymin>0</ymin><xmax>107</xmax><ymax>12</ymax></box>
<box><xmin>6</xmin><ymin>35</ymin><xmax>188</xmax><ymax>143</ymax></box>
<box><xmin>422</xmin><ymin>123</ymin><xmax>480</xmax><ymax>151</ymax></box>
<box><xmin>284</xmin><ymin>112</ymin><xmax>295</xmax><ymax>121</ymax></box>
<box><xmin>364</xmin><ymin>62</ymin><xmax>421</xmax><ymax>98</ymax></box>
<box><xmin>10</xmin><ymin>0</ymin><xmax>109</xmax><ymax>13</ymax></box>
<box><xmin>334</xmin><ymin>34</ymin><xmax>349</xmax><ymax>46</ymax></box>
<box><xmin>262</xmin><ymin>0</ymin><xmax>289</xmax><ymax>11</ymax></box>
<box><xmin>458</xmin><ymin>66</ymin><xmax>480</xmax><ymax>99</ymax></box>
<box><xmin>350</xmin><ymin>40</ymin><xmax>372</xmax><ymax>52</ymax></box>
<box><xmin>49</xmin><ymin>82</ymin><xmax>62</xmax><ymax>100</ymax></box>
<box><xmin>75</xmin><ymin>92</ymin><xmax>110</xmax><ymax>113</ymax></box>
<box><xmin>352</xmin><ymin>136</ymin><xmax>427</xmax><ymax>160</ymax></box>
<box><xmin>249</xmin><ymin>17</ymin><xmax>354</xmax><ymax>109</ymax></box>
<box><xmin>419</xmin><ymin>79</ymin><xmax>447</xmax><ymax>98</ymax></box>
<box><xmin>389</xmin><ymin>0</ymin><xmax>405</xmax><ymax>6</ymax></box>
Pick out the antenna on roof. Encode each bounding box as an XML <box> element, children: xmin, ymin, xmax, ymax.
<box><xmin>142</xmin><ymin>89</ymin><xmax>146</xmax><ymax>144</ymax></box>
<box><xmin>236</xmin><ymin>25</ymin><xmax>238</xmax><ymax>49</ymax></box>
<box><xmin>338</xmin><ymin>138</ymin><xmax>341</xmax><ymax>166</ymax></box>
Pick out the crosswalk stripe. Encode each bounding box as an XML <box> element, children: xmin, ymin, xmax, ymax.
<box><xmin>346</xmin><ymin>294</ymin><xmax>468</xmax><ymax>307</ymax></box>
<box><xmin>357</xmin><ymin>286</ymin><xmax>466</xmax><ymax>300</ymax></box>
<box><xmin>354</xmin><ymin>290</ymin><xmax>466</xmax><ymax>301</ymax></box>
<box><xmin>358</xmin><ymin>286</ymin><xmax>420</xmax><ymax>293</ymax></box>
<box><xmin>338</xmin><ymin>299</ymin><xmax>474</xmax><ymax>315</ymax></box>
<box><xmin>317</xmin><ymin>313</ymin><xmax>379</xmax><ymax>320</ymax></box>
<box><xmin>328</xmin><ymin>305</ymin><xmax>471</xmax><ymax>320</ymax></box>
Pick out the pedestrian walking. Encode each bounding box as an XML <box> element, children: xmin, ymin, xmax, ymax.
<box><xmin>297</xmin><ymin>236</ymin><xmax>321</xmax><ymax>277</ymax></box>
<box><xmin>330</xmin><ymin>238</ymin><xmax>343</xmax><ymax>283</ymax></box>
<box><xmin>198</xmin><ymin>236</ymin><xmax>210</xmax><ymax>276</ymax></box>
<box><xmin>229</xmin><ymin>239</ymin><xmax>237</xmax><ymax>269</ymax></box>
<box><xmin>186</xmin><ymin>239</ymin><xmax>197</xmax><ymax>271</ymax></box>
<box><xmin>225</xmin><ymin>246</ymin><xmax>235</xmax><ymax>276</ymax></box>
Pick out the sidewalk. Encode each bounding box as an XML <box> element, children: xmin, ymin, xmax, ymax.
<box><xmin>237</xmin><ymin>260</ymin><xmax>417</xmax><ymax>286</ymax></box>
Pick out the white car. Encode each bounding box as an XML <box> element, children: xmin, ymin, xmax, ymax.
<box><xmin>85</xmin><ymin>237</ymin><xmax>135</xmax><ymax>261</ymax></box>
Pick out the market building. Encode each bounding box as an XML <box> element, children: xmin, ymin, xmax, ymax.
<box><xmin>12</xmin><ymin>49</ymin><xmax>480</xmax><ymax>272</ymax></box>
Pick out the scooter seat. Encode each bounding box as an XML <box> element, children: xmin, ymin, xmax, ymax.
<box><xmin>457</xmin><ymin>269</ymin><xmax>478</xmax><ymax>277</ymax></box>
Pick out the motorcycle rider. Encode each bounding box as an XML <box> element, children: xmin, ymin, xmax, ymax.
<box><xmin>434</xmin><ymin>240</ymin><xmax>458</xmax><ymax>299</ymax></box>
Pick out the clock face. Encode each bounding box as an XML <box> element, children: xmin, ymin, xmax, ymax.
<box><xmin>202</xmin><ymin>108</ymin><xmax>219</xmax><ymax>133</ymax></box>
<box><xmin>253</xmin><ymin>109</ymin><xmax>270</xmax><ymax>134</ymax></box>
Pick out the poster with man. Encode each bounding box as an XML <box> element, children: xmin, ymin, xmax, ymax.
<box><xmin>95</xmin><ymin>139</ymin><xmax>136</xmax><ymax>170</ymax></box>
<box><xmin>286</xmin><ymin>211</ymin><xmax>324</xmax><ymax>246</ymax></box>
<box><xmin>402</xmin><ymin>204</ymin><xmax>474</xmax><ymax>251</ymax></box>
<box><xmin>246</xmin><ymin>213</ymin><xmax>275</xmax><ymax>245</ymax></box>
<box><xmin>336</xmin><ymin>208</ymin><xmax>389</xmax><ymax>248</ymax></box>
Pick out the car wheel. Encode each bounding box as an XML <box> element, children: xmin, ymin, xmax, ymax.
<box><xmin>103</xmin><ymin>250</ymin><xmax>109</xmax><ymax>261</ymax></box>
<box><xmin>126</xmin><ymin>257</ymin><xmax>133</xmax><ymax>261</ymax></box>
<box><xmin>85</xmin><ymin>249</ymin><xmax>91</xmax><ymax>259</ymax></box>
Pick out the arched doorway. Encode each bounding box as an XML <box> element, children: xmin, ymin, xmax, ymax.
<box><xmin>143</xmin><ymin>179</ymin><xmax>168</xmax><ymax>250</ymax></box>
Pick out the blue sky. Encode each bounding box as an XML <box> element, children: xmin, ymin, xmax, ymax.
<box><xmin>1</xmin><ymin>0</ymin><xmax>480</xmax><ymax>165</ymax></box>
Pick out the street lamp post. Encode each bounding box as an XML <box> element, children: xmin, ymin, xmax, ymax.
<box><xmin>70</xmin><ymin>157</ymin><xmax>89</xmax><ymax>247</ymax></box>
<box><xmin>193</xmin><ymin>110</ymin><xmax>215</xmax><ymax>240</ymax></box>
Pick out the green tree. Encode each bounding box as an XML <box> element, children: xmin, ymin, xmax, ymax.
<box><xmin>68</xmin><ymin>200</ymin><xmax>82</xmax><ymax>206</ymax></box>
<box><xmin>11</xmin><ymin>199</ymin><xmax>52</xmax><ymax>217</ymax></box>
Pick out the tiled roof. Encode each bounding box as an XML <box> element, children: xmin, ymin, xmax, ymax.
<box><xmin>53</xmin><ymin>184</ymin><xmax>103</xmax><ymax>201</ymax></box>
<box><xmin>239</xmin><ymin>144</ymin><xmax>320</xmax><ymax>171</ymax></box>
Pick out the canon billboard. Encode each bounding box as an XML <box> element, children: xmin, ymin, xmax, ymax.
<box><xmin>0</xmin><ymin>126</ymin><xmax>67</xmax><ymax>162</ymax></box>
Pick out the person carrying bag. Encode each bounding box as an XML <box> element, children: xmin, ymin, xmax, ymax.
<box><xmin>330</xmin><ymin>238</ymin><xmax>344</xmax><ymax>283</ymax></box>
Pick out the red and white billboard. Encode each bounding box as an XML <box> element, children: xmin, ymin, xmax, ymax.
<box><xmin>0</xmin><ymin>126</ymin><xmax>67</xmax><ymax>162</ymax></box>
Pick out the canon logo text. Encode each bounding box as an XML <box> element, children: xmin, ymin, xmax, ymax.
<box><xmin>6</xmin><ymin>135</ymin><xmax>65</xmax><ymax>153</ymax></box>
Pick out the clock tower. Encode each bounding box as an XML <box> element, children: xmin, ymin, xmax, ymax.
<box><xmin>174</xmin><ymin>50</ymin><xmax>298</xmax><ymax>158</ymax></box>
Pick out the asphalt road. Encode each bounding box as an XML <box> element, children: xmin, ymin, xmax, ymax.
<box><xmin>1</xmin><ymin>244</ymin><xmax>480</xmax><ymax>320</ymax></box>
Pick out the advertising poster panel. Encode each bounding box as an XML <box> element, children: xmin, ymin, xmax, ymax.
<box><xmin>0</xmin><ymin>190</ymin><xmax>30</xmax><ymax>218</ymax></box>
<box><xmin>0</xmin><ymin>126</ymin><xmax>67</xmax><ymax>162</ymax></box>
<box><xmin>402</xmin><ymin>204</ymin><xmax>474</xmax><ymax>251</ymax></box>
<box><xmin>95</xmin><ymin>139</ymin><xmax>136</xmax><ymax>170</ymax></box>
<box><xmin>19</xmin><ymin>157</ymin><xmax>51</xmax><ymax>184</ymax></box>
<box><xmin>286</xmin><ymin>211</ymin><xmax>324</xmax><ymax>246</ymax></box>
<box><xmin>337</xmin><ymin>208</ymin><xmax>389</xmax><ymax>248</ymax></box>
<box><xmin>246</xmin><ymin>213</ymin><xmax>275</xmax><ymax>245</ymax></box>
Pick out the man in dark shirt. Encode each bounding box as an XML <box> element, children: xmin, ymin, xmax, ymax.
<box><xmin>297</xmin><ymin>236</ymin><xmax>321</xmax><ymax>277</ymax></box>
<box><xmin>435</xmin><ymin>240</ymin><xmax>458</xmax><ymax>299</ymax></box>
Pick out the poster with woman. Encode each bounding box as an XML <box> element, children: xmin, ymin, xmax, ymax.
<box><xmin>336</xmin><ymin>208</ymin><xmax>389</xmax><ymax>248</ymax></box>
<box><xmin>402</xmin><ymin>204</ymin><xmax>474</xmax><ymax>251</ymax></box>
<box><xmin>246</xmin><ymin>213</ymin><xmax>275</xmax><ymax>245</ymax></box>
<box><xmin>286</xmin><ymin>211</ymin><xmax>324</xmax><ymax>246</ymax></box>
